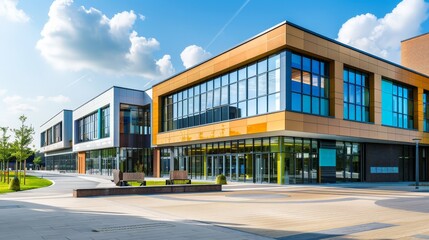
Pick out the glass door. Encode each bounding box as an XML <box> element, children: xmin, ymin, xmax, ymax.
<box><xmin>214</xmin><ymin>155</ymin><xmax>224</xmax><ymax>176</ymax></box>
<box><xmin>206</xmin><ymin>155</ymin><xmax>213</xmax><ymax>179</ymax></box>
<box><xmin>255</xmin><ymin>154</ymin><xmax>263</xmax><ymax>183</ymax></box>
<box><xmin>231</xmin><ymin>154</ymin><xmax>238</xmax><ymax>181</ymax></box>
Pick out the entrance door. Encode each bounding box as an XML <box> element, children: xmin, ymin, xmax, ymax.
<box><xmin>214</xmin><ymin>155</ymin><xmax>224</xmax><ymax>176</ymax></box>
<box><xmin>255</xmin><ymin>154</ymin><xmax>270</xmax><ymax>183</ymax></box>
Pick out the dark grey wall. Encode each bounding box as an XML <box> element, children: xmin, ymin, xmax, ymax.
<box><xmin>365</xmin><ymin>143</ymin><xmax>401</xmax><ymax>182</ymax></box>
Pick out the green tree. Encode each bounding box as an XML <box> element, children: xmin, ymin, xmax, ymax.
<box><xmin>33</xmin><ymin>156</ymin><xmax>42</xmax><ymax>170</ymax></box>
<box><xmin>0</xmin><ymin>127</ymin><xmax>11</xmax><ymax>183</ymax></box>
<box><xmin>11</xmin><ymin>115</ymin><xmax>34</xmax><ymax>185</ymax></box>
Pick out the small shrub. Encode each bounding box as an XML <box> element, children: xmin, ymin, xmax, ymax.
<box><xmin>215</xmin><ymin>174</ymin><xmax>227</xmax><ymax>185</ymax></box>
<box><xmin>9</xmin><ymin>176</ymin><xmax>20</xmax><ymax>191</ymax></box>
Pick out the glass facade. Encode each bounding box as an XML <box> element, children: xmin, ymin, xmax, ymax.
<box><xmin>424</xmin><ymin>92</ymin><xmax>429</xmax><ymax>132</ymax></box>
<box><xmin>41</xmin><ymin>121</ymin><xmax>62</xmax><ymax>147</ymax></box>
<box><xmin>45</xmin><ymin>153</ymin><xmax>76</xmax><ymax>172</ymax></box>
<box><xmin>343</xmin><ymin>68</ymin><xmax>370</xmax><ymax>122</ymax></box>
<box><xmin>160</xmin><ymin>136</ymin><xmax>325</xmax><ymax>184</ymax></box>
<box><xmin>119</xmin><ymin>147</ymin><xmax>153</xmax><ymax>176</ymax></box>
<box><xmin>120</xmin><ymin>104</ymin><xmax>151</xmax><ymax>135</ymax></box>
<box><xmin>101</xmin><ymin>106</ymin><xmax>110</xmax><ymax>138</ymax></box>
<box><xmin>53</xmin><ymin>122</ymin><xmax>62</xmax><ymax>143</ymax></box>
<box><xmin>161</xmin><ymin>53</ymin><xmax>282</xmax><ymax>132</ymax></box>
<box><xmin>381</xmin><ymin>79</ymin><xmax>414</xmax><ymax>129</ymax></box>
<box><xmin>336</xmin><ymin>142</ymin><xmax>361</xmax><ymax>182</ymax></box>
<box><xmin>77</xmin><ymin>105</ymin><xmax>110</xmax><ymax>142</ymax></box>
<box><xmin>85</xmin><ymin>148</ymin><xmax>117</xmax><ymax>176</ymax></box>
<box><xmin>289</xmin><ymin>52</ymin><xmax>329</xmax><ymax>116</ymax></box>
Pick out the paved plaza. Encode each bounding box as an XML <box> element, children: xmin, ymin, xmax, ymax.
<box><xmin>1</xmin><ymin>172</ymin><xmax>429</xmax><ymax>239</ymax></box>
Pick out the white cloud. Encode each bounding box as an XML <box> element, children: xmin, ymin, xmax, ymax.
<box><xmin>180</xmin><ymin>45</ymin><xmax>212</xmax><ymax>69</ymax></box>
<box><xmin>9</xmin><ymin>103</ymin><xmax>36</xmax><ymax>114</ymax></box>
<box><xmin>47</xmin><ymin>95</ymin><xmax>70</xmax><ymax>103</ymax></box>
<box><xmin>337</xmin><ymin>0</ymin><xmax>429</xmax><ymax>63</ymax></box>
<box><xmin>3</xmin><ymin>95</ymin><xmax>22</xmax><ymax>104</ymax></box>
<box><xmin>139</xmin><ymin>14</ymin><xmax>145</xmax><ymax>21</ymax></box>
<box><xmin>36</xmin><ymin>0</ymin><xmax>174</xmax><ymax>80</ymax></box>
<box><xmin>0</xmin><ymin>0</ymin><xmax>29</xmax><ymax>22</ymax></box>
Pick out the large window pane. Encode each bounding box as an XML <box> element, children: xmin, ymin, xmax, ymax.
<box><xmin>292</xmin><ymin>93</ymin><xmax>301</xmax><ymax>111</ymax></box>
<box><xmin>238</xmin><ymin>80</ymin><xmax>246</xmax><ymax>101</ymax></box>
<box><xmin>248</xmin><ymin>99</ymin><xmax>257</xmax><ymax>116</ymax></box>
<box><xmin>302</xmin><ymin>71</ymin><xmax>311</xmax><ymax>95</ymax></box>
<box><xmin>221</xmin><ymin>86</ymin><xmax>229</xmax><ymax>105</ymax></box>
<box><xmin>258</xmin><ymin>96</ymin><xmax>267</xmax><ymax>114</ymax></box>
<box><xmin>248</xmin><ymin>77</ymin><xmax>257</xmax><ymax>99</ymax></box>
<box><xmin>291</xmin><ymin>69</ymin><xmax>301</xmax><ymax>93</ymax></box>
<box><xmin>230</xmin><ymin>83</ymin><xmax>237</xmax><ymax>104</ymax></box>
<box><xmin>268</xmin><ymin>93</ymin><xmax>280</xmax><ymax>112</ymax></box>
<box><xmin>238</xmin><ymin>101</ymin><xmax>247</xmax><ymax>118</ymax></box>
<box><xmin>258</xmin><ymin>73</ymin><xmax>267</xmax><ymax>96</ymax></box>
<box><xmin>268</xmin><ymin>69</ymin><xmax>280</xmax><ymax>94</ymax></box>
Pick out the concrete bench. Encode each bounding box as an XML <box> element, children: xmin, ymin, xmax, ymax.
<box><xmin>113</xmin><ymin>170</ymin><xmax>146</xmax><ymax>186</ymax></box>
<box><xmin>166</xmin><ymin>170</ymin><xmax>191</xmax><ymax>185</ymax></box>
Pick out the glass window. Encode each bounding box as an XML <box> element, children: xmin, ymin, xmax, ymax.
<box><xmin>221</xmin><ymin>86</ymin><xmax>229</xmax><ymax>105</ymax></box>
<box><xmin>292</xmin><ymin>93</ymin><xmax>301</xmax><ymax>112</ymax></box>
<box><xmin>258</xmin><ymin>96</ymin><xmax>267</xmax><ymax>114</ymax></box>
<box><xmin>200</xmin><ymin>93</ymin><xmax>207</xmax><ymax>110</ymax></box>
<box><xmin>161</xmin><ymin>50</ymin><xmax>285</xmax><ymax>131</ymax></box>
<box><xmin>268</xmin><ymin>93</ymin><xmax>280</xmax><ymax>112</ymax></box>
<box><xmin>291</xmin><ymin>69</ymin><xmax>301</xmax><ymax>93</ymax></box>
<box><xmin>230</xmin><ymin>82</ymin><xmax>237</xmax><ymax>103</ymax></box>
<box><xmin>248</xmin><ymin>77</ymin><xmax>257</xmax><ymax>99</ymax></box>
<box><xmin>291</xmin><ymin>53</ymin><xmax>301</xmax><ymax>69</ymax></box>
<box><xmin>268</xmin><ymin>69</ymin><xmax>280</xmax><ymax>94</ymax></box>
<box><xmin>248</xmin><ymin>63</ymin><xmax>257</xmax><ymax>77</ymax></box>
<box><xmin>258</xmin><ymin>73</ymin><xmax>267</xmax><ymax>96</ymax></box>
<box><xmin>213</xmin><ymin>88</ymin><xmax>220</xmax><ymax>107</ymax></box>
<box><xmin>248</xmin><ymin>99</ymin><xmax>257</xmax><ymax>116</ymax></box>
<box><xmin>207</xmin><ymin>91</ymin><xmax>213</xmax><ymax>108</ymax></box>
<box><xmin>221</xmin><ymin>74</ymin><xmax>228</xmax><ymax>86</ymax></box>
<box><xmin>238</xmin><ymin>67</ymin><xmax>246</xmax><ymax>80</ymax></box>
<box><xmin>258</xmin><ymin>59</ymin><xmax>267</xmax><ymax>74</ymax></box>
<box><xmin>269</xmin><ymin>54</ymin><xmax>281</xmax><ymax>70</ymax></box>
<box><xmin>201</xmin><ymin>82</ymin><xmax>206</xmax><ymax>93</ymax></box>
<box><xmin>289</xmin><ymin>52</ymin><xmax>329</xmax><ymax>116</ymax></box>
<box><xmin>382</xmin><ymin>78</ymin><xmax>414</xmax><ymax>129</ymax></box>
<box><xmin>238</xmin><ymin>80</ymin><xmax>246</xmax><ymax>101</ymax></box>
<box><xmin>213</xmin><ymin>77</ymin><xmax>220</xmax><ymax>89</ymax></box>
<box><xmin>238</xmin><ymin>101</ymin><xmax>247</xmax><ymax>118</ymax></box>
<box><xmin>230</xmin><ymin>71</ymin><xmax>238</xmax><ymax>83</ymax></box>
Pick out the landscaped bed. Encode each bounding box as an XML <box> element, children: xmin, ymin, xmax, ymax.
<box><xmin>127</xmin><ymin>180</ymin><xmax>215</xmax><ymax>186</ymax></box>
<box><xmin>0</xmin><ymin>173</ymin><xmax>52</xmax><ymax>194</ymax></box>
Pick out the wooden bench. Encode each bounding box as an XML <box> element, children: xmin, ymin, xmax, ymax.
<box><xmin>166</xmin><ymin>170</ymin><xmax>191</xmax><ymax>185</ymax></box>
<box><xmin>113</xmin><ymin>170</ymin><xmax>146</xmax><ymax>186</ymax></box>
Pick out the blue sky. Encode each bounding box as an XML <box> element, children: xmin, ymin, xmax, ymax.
<box><xmin>0</xmin><ymin>0</ymin><xmax>428</xmax><ymax>147</ymax></box>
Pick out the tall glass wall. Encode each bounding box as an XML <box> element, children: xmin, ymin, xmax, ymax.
<box><xmin>161</xmin><ymin>52</ymin><xmax>282</xmax><ymax>132</ymax></box>
<box><xmin>289</xmin><ymin>52</ymin><xmax>329</xmax><ymax>116</ymax></box>
<box><xmin>160</xmin><ymin>136</ymin><xmax>327</xmax><ymax>184</ymax></box>
<box><xmin>120</xmin><ymin>104</ymin><xmax>151</xmax><ymax>135</ymax></box>
<box><xmin>119</xmin><ymin>147</ymin><xmax>153</xmax><ymax>176</ymax></box>
<box><xmin>77</xmin><ymin>105</ymin><xmax>110</xmax><ymax>143</ymax></box>
<box><xmin>53</xmin><ymin>122</ymin><xmax>62</xmax><ymax>143</ymax></box>
<box><xmin>343</xmin><ymin>68</ymin><xmax>370</xmax><ymax>122</ymax></box>
<box><xmin>85</xmin><ymin>148</ymin><xmax>117</xmax><ymax>176</ymax></box>
<box><xmin>336</xmin><ymin>142</ymin><xmax>361</xmax><ymax>182</ymax></box>
<box><xmin>45</xmin><ymin>153</ymin><xmax>76</xmax><ymax>172</ymax></box>
<box><xmin>381</xmin><ymin>79</ymin><xmax>414</xmax><ymax>129</ymax></box>
<box><xmin>41</xmin><ymin>121</ymin><xmax>63</xmax><ymax>147</ymax></box>
<box><xmin>101</xmin><ymin>106</ymin><xmax>110</xmax><ymax>138</ymax></box>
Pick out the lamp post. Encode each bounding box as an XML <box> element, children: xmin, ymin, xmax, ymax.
<box><xmin>412</xmin><ymin>138</ymin><xmax>421</xmax><ymax>190</ymax></box>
